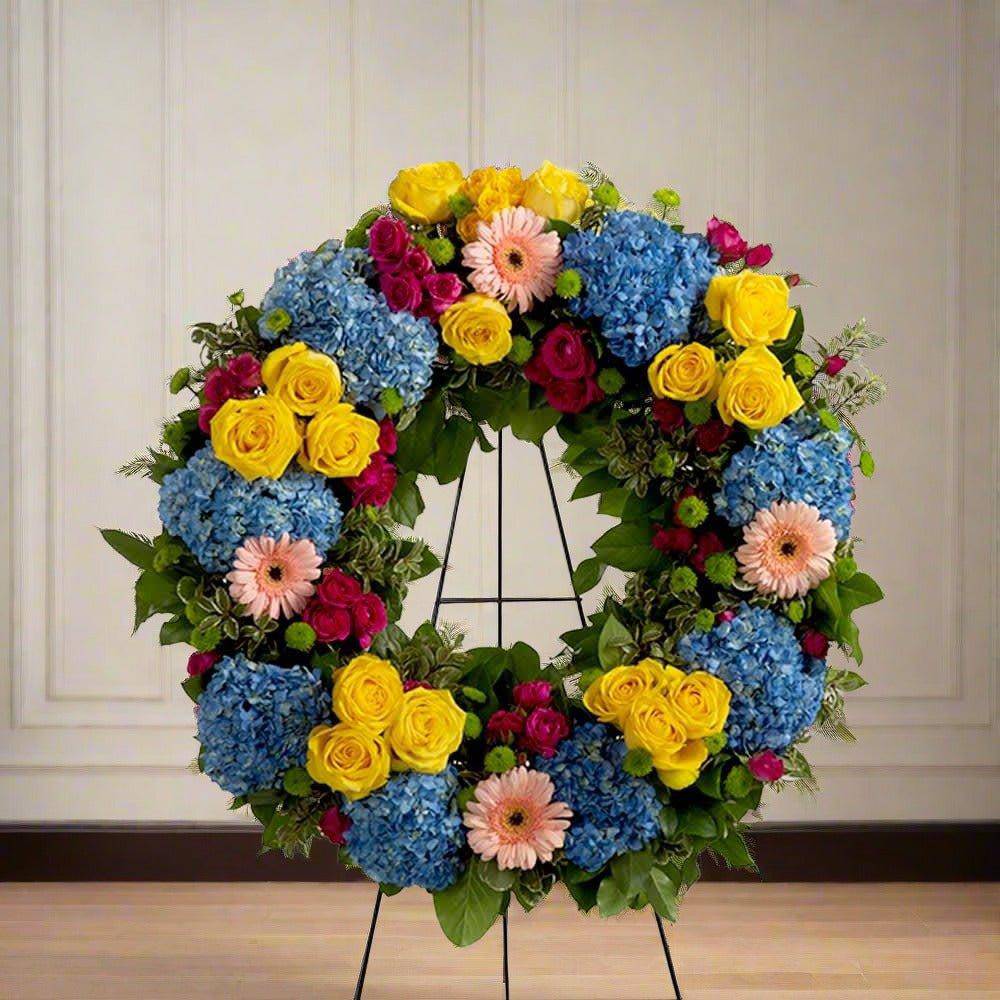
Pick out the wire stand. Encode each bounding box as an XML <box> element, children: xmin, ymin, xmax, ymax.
<box><xmin>352</xmin><ymin>429</ymin><xmax>682</xmax><ymax>999</ymax></box>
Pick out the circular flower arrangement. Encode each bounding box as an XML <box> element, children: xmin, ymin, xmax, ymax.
<box><xmin>105</xmin><ymin>160</ymin><xmax>886</xmax><ymax>946</ymax></box>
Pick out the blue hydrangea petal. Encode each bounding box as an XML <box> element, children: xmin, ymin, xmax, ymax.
<box><xmin>533</xmin><ymin>722</ymin><xmax>660</xmax><ymax>872</ymax></box>
<box><xmin>678</xmin><ymin>604</ymin><xmax>824</xmax><ymax>753</ymax></box>
<box><xmin>196</xmin><ymin>655</ymin><xmax>328</xmax><ymax>797</ymax></box>
<box><xmin>342</xmin><ymin>769</ymin><xmax>465</xmax><ymax>891</ymax></box>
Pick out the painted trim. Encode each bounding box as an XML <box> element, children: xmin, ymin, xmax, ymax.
<box><xmin>1</xmin><ymin>823</ymin><xmax>996</xmax><ymax>883</ymax></box>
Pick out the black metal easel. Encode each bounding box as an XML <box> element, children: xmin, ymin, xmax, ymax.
<box><xmin>352</xmin><ymin>428</ymin><xmax>683</xmax><ymax>999</ymax></box>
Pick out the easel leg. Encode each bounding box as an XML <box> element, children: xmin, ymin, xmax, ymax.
<box><xmin>653</xmin><ymin>911</ymin><xmax>683</xmax><ymax>999</ymax></box>
<box><xmin>352</xmin><ymin>888</ymin><xmax>383</xmax><ymax>1000</ymax></box>
<box><xmin>501</xmin><ymin>908</ymin><xmax>510</xmax><ymax>999</ymax></box>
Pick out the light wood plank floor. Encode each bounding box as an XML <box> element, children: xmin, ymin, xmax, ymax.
<box><xmin>0</xmin><ymin>882</ymin><xmax>996</xmax><ymax>998</ymax></box>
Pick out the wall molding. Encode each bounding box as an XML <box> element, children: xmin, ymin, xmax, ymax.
<box><xmin>1</xmin><ymin>822</ymin><xmax>996</xmax><ymax>883</ymax></box>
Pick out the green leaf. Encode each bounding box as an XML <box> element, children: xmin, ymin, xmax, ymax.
<box><xmin>564</xmin><ymin>876</ymin><xmax>599</xmax><ymax>913</ymax></box>
<box><xmin>432</xmin><ymin>860</ymin><xmax>505</xmax><ymax>947</ymax></box>
<box><xmin>572</xmin><ymin>557</ymin><xmax>605</xmax><ymax>595</ymax></box>
<box><xmin>597</xmin><ymin>614</ymin><xmax>633</xmax><ymax>669</ymax></box>
<box><xmin>696</xmin><ymin>763</ymin><xmax>724</xmax><ymax>799</ymax></box>
<box><xmin>772</xmin><ymin>306</ymin><xmax>804</xmax><ymax>362</ymax></box>
<box><xmin>818</xmin><ymin>408</ymin><xmax>841</xmax><ymax>433</ymax></box>
<box><xmin>434</xmin><ymin>417</ymin><xmax>477</xmax><ymax>485</ymax></box>
<box><xmin>677</xmin><ymin>807</ymin><xmax>716</xmax><ymax>840</ymax></box>
<box><xmin>510</xmin><ymin>400</ymin><xmax>560</xmax><ymax>444</ymax></box>
<box><xmin>813</xmin><ymin>576</ymin><xmax>842</xmax><ymax>620</ymax></box>
<box><xmin>723</xmin><ymin>764</ymin><xmax>755</xmax><ymax>800</ymax></box>
<box><xmin>859</xmin><ymin>450</ymin><xmax>876</xmax><ymax>477</ymax></box>
<box><xmin>547</xmin><ymin>218</ymin><xmax>574</xmax><ymax>237</ymax></box>
<box><xmin>282</xmin><ymin>767</ymin><xmax>313</xmax><ymax>797</ymax></box>
<box><xmin>478</xmin><ymin>860</ymin><xmax>518</xmax><ymax>892</ymax></box>
<box><xmin>158</xmin><ymin>616</ymin><xmax>191</xmax><ymax>646</ymax></box>
<box><xmin>571</xmin><ymin>469</ymin><xmax>618</xmax><ymax>501</ymax></box>
<box><xmin>101</xmin><ymin>529</ymin><xmax>156</xmax><ymax>570</ymax></box>
<box><xmin>658</xmin><ymin>806</ymin><xmax>679</xmax><ymax>840</ymax></box>
<box><xmin>396</xmin><ymin>390</ymin><xmax>444</xmax><ymax>475</ymax></box>
<box><xmin>596</xmin><ymin>876</ymin><xmax>629</xmax><ymax>917</ymax></box>
<box><xmin>837</xmin><ymin>572</ymin><xmax>884</xmax><ymax>613</ymax></box>
<box><xmin>386</xmin><ymin>471</ymin><xmax>424</xmax><ymax>528</ymax></box>
<box><xmin>181</xmin><ymin>674</ymin><xmax>204</xmax><ymax>703</ymax></box>
<box><xmin>596</xmin><ymin>487</ymin><xmax>629</xmax><ymax>517</ymax></box>
<box><xmin>645</xmin><ymin>867</ymin><xmax>679</xmax><ymax>921</ymax></box>
<box><xmin>611</xmin><ymin>848</ymin><xmax>653</xmax><ymax>896</ymax></box>
<box><xmin>592</xmin><ymin>521</ymin><xmax>657</xmax><ymax>571</ymax></box>
<box><xmin>714</xmin><ymin>831</ymin><xmax>757</xmax><ymax>871</ymax></box>
<box><xmin>134</xmin><ymin>569</ymin><xmax>183</xmax><ymax>632</ymax></box>
<box><xmin>508</xmin><ymin>641</ymin><xmax>542</xmax><ymax>682</ymax></box>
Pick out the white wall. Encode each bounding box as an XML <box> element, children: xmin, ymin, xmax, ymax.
<box><xmin>0</xmin><ymin>0</ymin><xmax>996</xmax><ymax>823</ymax></box>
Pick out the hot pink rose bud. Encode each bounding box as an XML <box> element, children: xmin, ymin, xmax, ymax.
<box><xmin>716</xmin><ymin>609</ymin><xmax>736</xmax><ymax>624</ymax></box>
<box><xmin>706</xmin><ymin>216</ymin><xmax>749</xmax><ymax>265</ymax></box>
<box><xmin>748</xmin><ymin>750</ymin><xmax>785</xmax><ymax>782</ymax></box>
<box><xmin>187</xmin><ymin>651</ymin><xmax>220</xmax><ymax>677</ymax></box>
<box><xmin>800</xmin><ymin>628</ymin><xmax>830</xmax><ymax>659</ymax></box>
<box><xmin>824</xmin><ymin>355</ymin><xmax>847</xmax><ymax>377</ymax></box>
<box><xmin>512</xmin><ymin>680</ymin><xmax>554</xmax><ymax>711</ymax></box>
<box><xmin>403</xmin><ymin>679</ymin><xmax>433</xmax><ymax>692</ymax></box>
<box><xmin>745</xmin><ymin>243</ymin><xmax>773</xmax><ymax>268</ymax></box>
<box><xmin>520</xmin><ymin>707</ymin><xmax>570</xmax><ymax>758</ymax></box>
<box><xmin>485</xmin><ymin>710</ymin><xmax>524</xmax><ymax>744</ymax></box>
<box><xmin>319</xmin><ymin>805</ymin><xmax>352</xmax><ymax>846</ymax></box>
<box><xmin>367</xmin><ymin>216</ymin><xmax>410</xmax><ymax>264</ymax></box>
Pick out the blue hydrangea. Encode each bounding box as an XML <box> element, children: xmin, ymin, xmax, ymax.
<box><xmin>534</xmin><ymin>722</ymin><xmax>660</xmax><ymax>872</ymax></box>
<box><xmin>158</xmin><ymin>446</ymin><xmax>343</xmax><ymax>573</ymax></box>
<box><xmin>196</xmin><ymin>655</ymin><xmax>328</xmax><ymax>797</ymax></box>
<box><xmin>715</xmin><ymin>411</ymin><xmax>855</xmax><ymax>540</ymax></box>
<box><xmin>562</xmin><ymin>211</ymin><xmax>718</xmax><ymax>366</ymax></box>
<box><xmin>678</xmin><ymin>604</ymin><xmax>824</xmax><ymax>754</ymax></box>
<box><xmin>342</xmin><ymin>769</ymin><xmax>464</xmax><ymax>891</ymax></box>
<box><xmin>258</xmin><ymin>240</ymin><xmax>437</xmax><ymax>407</ymax></box>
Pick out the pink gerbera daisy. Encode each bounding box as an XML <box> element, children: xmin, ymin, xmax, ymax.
<box><xmin>227</xmin><ymin>533</ymin><xmax>322</xmax><ymax>619</ymax></box>
<box><xmin>736</xmin><ymin>500</ymin><xmax>837</xmax><ymax>599</ymax></box>
<box><xmin>463</xmin><ymin>767</ymin><xmax>572</xmax><ymax>871</ymax></box>
<box><xmin>462</xmin><ymin>206</ymin><xmax>562</xmax><ymax>313</ymax></box>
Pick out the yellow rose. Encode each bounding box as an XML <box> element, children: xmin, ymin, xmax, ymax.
<box><xmin>667</xmin><ymin>671</ymin><xmax>730</xmax><ymax>739</ymax></box>
<box><xmin>439</xmin><ymin>294</ymin><xmax>512</xmax><ymax>365</ymax></box>
<box><xmin>456</xmin><ymin>166</ymin><xmax>526</xmax><ymax>242</ymax></box>
<box><xmin>705</xmin><ymin>272</ymin><xmax>795</xmax><ymax>347</ymax></box>
<box><xmin>522</xmin><ymin>161</ymin><xmax>589</xmax><ymax>223</ymax></box>
<box><xmin>716</xmin><ymin>346</ymin><xmax>804</xmax><ymax>430</ymax></box>
<box><xmin>306</xmin><ymin>722</ymin><xmax>391</xmax><ymax>801</ymax></box>
<box><xmin>332</xmin><ymin>654</ymin><xmax>404</xmax><ymax>735</ymax></box>
<box><xmin>386</xmin><ymin>687</ymin><xmax>466</xmax><ymax>774</ymax></box>
<box><xmin>583</xmin><ymin>659</ymin><xmax>684</xmax><ymax>727</ymax></box>
<box><xmin>261</xmin><ymin>342</ymin><xmax>343</xmax><ymax>416</ymax></box>
<box><xmin>210</xmin><ymin>395</ymin><xmax>301</xmax><ymax>481</ymax></box>
<box><xmin>388</xmin><ymin>161</ymin><xmax>464</xmax><ymax>224</ymax></box>
<box><xmin>622</xmin><ymin>693</ymin><xmax>688</xmax><ymax>768</ymax></box>
<box><xmin>647</xmin><ymin>343</ymin><xmax>721</xmax><ymax>401</ymax></box>
<box><xmin>655</xmin><ymin>738</ymin><xmax>709</xmax><ymax>791</ymax></box>
<box><xmin>299</xmin><ymin>402</ymin><xmax>380</xmax><ymax>478</ymax></box>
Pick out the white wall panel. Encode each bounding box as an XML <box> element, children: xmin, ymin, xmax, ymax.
<box><xmin>0</xmin><ymin>0</ymin><xmax>995</xmax><ymax>821</ymax></box>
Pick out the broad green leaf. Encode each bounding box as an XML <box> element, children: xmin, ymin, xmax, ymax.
<box><xmin>813</xmin><ymin>576</ymin><xmax>842</xmax><ymax>620</ymax></box>
<box><xmin>714</xmin><ymin>831</ymin><xmax>757</xmax><ymax>871</ymax></box>
<box><xmin>572</xmin><ymin>557</ymin><xmax>605</xmax><ymax>595</ymax></box>
<box><xmin>611</xmin><ymin>848</ymin><xmax>653</xmax><ymax>896</ymax></box>
<box><xmin>658</xmin><ymin>806</ymin><xmax>679</xmax><ymax>840</ymax></box>
<box><xmin>434</xmin><ymin>417</ymin><xmax>477</xmax><ymax>484</ymax></box>
<box><xmin>101</xmin><ymin>529</ymin><xmax>156</xmax><ymax>570</ymax></box>
<box><xmin>508</xmin><ymin>641</ymin><xmax>541</xmax><ymax>682</ymax></box>
<box><xmin>859</xmin><ymin>450</ymin><xmax>876</xmax><ymax>477</ymax></box>
<box><xmin>158</xmin><ymin>616</ymin><xmax>191</xmax><ymax>646</ymax></box>
<box><xmin>597</xmin><ymin>487</ymin><xmax>629</xmax><ymax>517</ymax></box>
<box><xmin>181</xmin><ymin>674</ymin><xmax>204</xmax><ymax>703</ymax></box>
<box><xmin>386</xmin><ymin>471</ymin><xmax>424</xmax><ymax>528</ymax></box>
<box><xmin>645</xmin><ymin>867</ymin><xmax>679</xmax><ymax>921</ymax></box>
<box><xmin>837</xmin><ymin>572</ymin><xmax>884</xmax><ymax>612</ymax></box>
<box><xmin>396</xmin><ymin>390</ymin><xmax>444</xmax><ymax>474</ymax></box>
<box><xmin>510</xmin><ymin>401</ymin><xmax>560</xmax><ymax>444</ymax></box>
<box><xmin>592</xmin><ymin>521</ymin><xmax>657</xmax><ymax>571</ymax></box>
<box><xmin>478</xmin><ymin>859</ymin><xmax>518</xmax><ymax>892</ymax></box>
<box><xmin>571</xmin><ymin>469</ymin><xmax>618</xmax><ymax>500</ymax></box>
<box><xmin>432</xmin><ymin>860</ymin><xmax>505</xmax><ymax>947</ymax></box>
<box><xmin>677</xmin><ymin>807</ymin><xmax>716</xmax><ymax>840</ymax></box>
<box><xmin>565</xmin><ymin>876</ymin><xmax>599</xmax><ymax>913</ymax></box>
<box><xmin>597</xmin><ymin>614</ymin><xmax>633</xmax><ymax>668</ymax></box>
<box><xmin>134</xmin><ymin>569</ymin><xmax>183</xmax><ymax>632</ymax></box>
<box><xmin>596</xmin><ymin>875</ymin><xmax>629</xmax><ymax>917</ymax></box>
<box><xmin>696</xmin><ymin>763</ymin><xmax>724</xmax><ymax>799</ymax></box>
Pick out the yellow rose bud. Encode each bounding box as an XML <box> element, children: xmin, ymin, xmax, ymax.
<box><xmin>655</xmin><ymin>738</ymin><xmax>710</xmax><ymax>791</ymax></box>
<box><xmin>705</xmin><ymin>272</ymin><xmax>796</xmax><ymax>348</ymax></box>
<box><xmin>388</xmin><ymin>161</ymin><xmax>464</xmax><ymax>225</ymax></box>
<box><xmin>456</xmin><ymin>166</ymin><xmax>526</xmax><ymax>242</ymax></box>
<box><xmin>439</xmin><ymin>293</ymin><xmax>513</xmax><ymax>365</ymax></box>
<box><xmin>261</xmin><ymin>342</ymin><xmax>343</xmax><ymax>416</ymax></box>
<box><xmin>299</xmin><ymin>402</ymin><xmax>380</xmax><ymax>478</ymax></box>
<box><xmin>582</xmin><ymin>659</ymin><xmax>684</xmax><ymax>727</ymax></box>
<box><xmin>210</xmin><ymin>395</ymin><xmax>301</xmax><ymax>481</ymax></box>
<box><xmin>306</xmin><ymin>722</ymin><xmax>391</xmax><ymax>801</ymax></box>
<box><xmin>386</xmin><ymin>687</ymin><xmax>466</xmax><ymax>774</ymax></box>
<box><xmin>622</xmin><ymin>693</ymin><xmax>688</xmax><ymax>768</ymax></box>
<box><xmin>667</xmin><ymin>671</ymin><xmax>731</xmax><ymax>739</ymax></box>
<box><xmin>716</xmin><ymin>346</ymin><xmax>804</xmax><ymax>430</ymax></box>
<box><xmin>522</xmin><ymin>161</ymin><xmax>589</xmax><ymax>223</ymax></box>
<box><xmin>647</xmin><ymin>343</ymin><xmax>721</xmax><ymax>401</ymax></box>
<box><xmin>332</xmin><ymin>654</ymin><xmax>404</xmax><ymax>735</ymax></box>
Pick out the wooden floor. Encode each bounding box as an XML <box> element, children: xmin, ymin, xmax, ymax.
<box><xmin>0</xmin><ymin>883</ymin><xmax>996</xmax><ymax>999</ymax></box>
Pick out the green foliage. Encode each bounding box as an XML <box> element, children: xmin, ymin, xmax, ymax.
<box><xmin>433</xmin><ymin>859</ymin><xmax>506</xmax><ymax>947</ymax></box>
